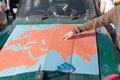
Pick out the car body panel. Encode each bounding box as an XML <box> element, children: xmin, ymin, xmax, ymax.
<box><xmin>0</xmin><ymin>24</ymin><xmax>99</xmax><ymax>80</ymax></box>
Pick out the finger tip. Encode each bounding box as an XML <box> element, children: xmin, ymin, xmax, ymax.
<box><xmin>65</xmin><ymin>38</ymin><xmax>68</xmax><ymax>40</ymax></box>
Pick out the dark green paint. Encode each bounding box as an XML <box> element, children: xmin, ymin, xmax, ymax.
<box><xmin>0</xmin><ymin>71</ymin><xmax>37</xmax><ymax>80</ymax></box>
<box><xmin>96</xmin><ymin>32</ymin><xmax>120</xmax><ymax>80</ymax></box>
<box><xmin>13</xmin><ymin>18</ymin><xmax>89</xmax><ymax>24</ymax></box>
<box><xmin>0</xmin><ymin>71</ymin><xmax>99</xmax><ymax>80</ymax></box>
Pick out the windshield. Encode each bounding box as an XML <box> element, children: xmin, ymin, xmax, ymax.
<box><xmin>17</xmin><ymin>0</ymin><xmax>97</xmax><ymax>19</ymax></box>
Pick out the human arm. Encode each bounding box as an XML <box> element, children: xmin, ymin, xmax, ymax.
<box><xmin>60</xmin><ymin>6</ymin><xmax>116</xmax><ymax>39</ymax></box>
<box><xmin>100</xmin><ymin>0</ymin><xmax>106</xmax><ymax>14</ymax></box>
<box><xmin>72</xmin><ymin>5</ymin><xmax>116</xmax><ymax>34</ymax></box>
<box><xmin>60</xmin><ymin>31</ymin><xmax>73</xmax><ymax>40</ymax></box>
<box><xmin>6</xmin><ymin>0</ymin><xmax>10</xmax><ymax>10</ymax></box>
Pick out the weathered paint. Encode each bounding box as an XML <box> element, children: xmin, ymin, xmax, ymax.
<box><xmin>0</xmin><ymin>24</ymin><xmax>99</xmax><ymax>78</ymax></box>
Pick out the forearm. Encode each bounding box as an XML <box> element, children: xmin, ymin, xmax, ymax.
<box><xmin>72</xmin><ymin>7</ymin><xmax>115</xmax><ymax>34</ymax></box>
<box><xmin>7</xmin><ymin>0</ymin><xmax>10</xmax><ymax>8</ymax></box>
<box><xmin>72</xmin><ymin>16</ymin><xmax>106</xmax><ymax>34</ymax></box>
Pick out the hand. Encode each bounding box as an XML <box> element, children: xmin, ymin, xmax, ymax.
<box><xmin>60</xmin><ymin>31</ymin><xmax>74</xmax><ymax>40</ymax></box>
<box><xmin>7</xmin><ymin>6</ymin><xmax>10</xmax><ymax>10</ymax></box>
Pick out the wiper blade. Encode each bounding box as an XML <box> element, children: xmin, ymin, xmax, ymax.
<box><xmin>41</xmin><ymin>16</ymin><xmax>49</xmax><ymax>20</ymax></box>
<box><xmin>71</xmin><ymin>17</ymin><xmax>79</xmax><ymax>20</ymax></box>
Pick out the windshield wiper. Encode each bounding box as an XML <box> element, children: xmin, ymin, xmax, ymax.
<box><xmin>71</xmin><ymin>17</ymin><xmax>79</xmax><ymax>20</ymax></box>
<box><xmin>41</xmin><ymin>16</ymin><xmax>49</xmax><ymax>20</ymax></box>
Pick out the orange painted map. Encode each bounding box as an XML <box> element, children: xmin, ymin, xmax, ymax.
<box><xmin>0</xmin><ymin>24</ymin><xmax>99</xmax><ymax>77</ymax></box>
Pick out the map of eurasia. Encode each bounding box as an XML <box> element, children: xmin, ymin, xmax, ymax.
<box><xmin>0</xmin><ymin>24</ymin><xmax>98</xmax><ymax>75</ymax></box>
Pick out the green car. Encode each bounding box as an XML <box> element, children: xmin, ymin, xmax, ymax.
<box><xmin>0</xmin><ymin>0</ymin><xmax>120</xmax><ymax>80</ymax></box>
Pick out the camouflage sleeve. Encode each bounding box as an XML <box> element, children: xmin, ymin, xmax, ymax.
<box><xmin>72</xmin><ymin>6</ymin><xmax>116</xmax><ymax>34</ymax></box>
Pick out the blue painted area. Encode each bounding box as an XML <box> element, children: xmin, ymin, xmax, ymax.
<box><xmin>0</xmin><ymin>68</ymin><xmax>16</xmax><ymax>77</ymax></box>
<box><xmin>56</xmin><ymin>62</ymin><xmax>75</xmax><ymax>72</ymax></box>
<box><xmin>42</xmin><ymin>50</ymin><xmax>65</xmax><ymax>71</ymax></box>
<box><xmin>4</xmin><ymin>24</ymin><xmax>59</xmax><ymax>42</ymax></box>
<box><xmin>41</xmin><ymin>39</ymin><xmax>46</xmax><ymax>45</ymax></box>
<box><xmin>68</xmin><ymin>53</ymin><xmax>99</xmax><ymax>74</ymax></box>
<box><xmin>4</xmin><ymin>44</ymin><xmax>31</xmax><ymax>51</ymax></box>
<box><xmin>27</xmin><ymin>41</ymin><xmax>36</xmax><ymax>45</ymax></box>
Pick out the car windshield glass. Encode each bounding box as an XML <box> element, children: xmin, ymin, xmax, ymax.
<box><xmin>17</xmin><ymin>0</ymin><xmax>97</xmax><ymax>19</ymax></box>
